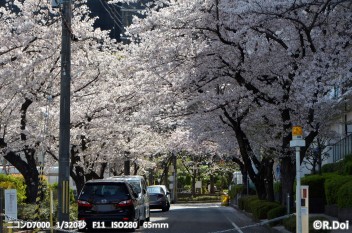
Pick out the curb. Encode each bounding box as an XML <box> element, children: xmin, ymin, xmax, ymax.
<box><xmin>229</xmin><ymin>203</ymin><xmax>291</xmax><ymax>233</ymax></box>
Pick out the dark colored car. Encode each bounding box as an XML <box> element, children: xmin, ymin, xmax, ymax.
<box><xmin>77</xmin><ymin>179</ymin><xmax>140</xmax><ymax>231</ymax></box>
<box><xmin>147</xmin><ymin>186</ymin><xmax>170</xmax><ymax>212</ymax></box>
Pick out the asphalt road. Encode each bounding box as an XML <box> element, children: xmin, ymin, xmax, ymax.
<box><xmin>80</xmin><ymin>203</ymin><xmax>275</xmax><ymax>233</ymax></box>
<box><xmin>140</xmin><ymin>203</ymin><xmax>274</xmax><ymax>233</ymax></box>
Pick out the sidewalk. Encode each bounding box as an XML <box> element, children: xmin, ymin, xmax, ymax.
<box><xmin>230</xmin><ymin>202</ymin><xmax>352</xmax><ymax>233</ymax></box>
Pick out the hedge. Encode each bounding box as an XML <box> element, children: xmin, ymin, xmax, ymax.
<box><xmin>267</xmin><ymin>205</ymin><xmax>286</xmax><ymax>226</ymax></box>
<box><xmin>337</xmin><ymin>181</ymin><xmax>352</xmax><ymax>208</ymax></box>
<box><xmin>321</xmin><ymin>155</ymin><xmax>352</xmax><ymax>175</ymax></box>
<box><xmin>324</xmin><ymin>174</ymin><xmax>350</xmax><ymax>205</ymax></box>
<box><xmin>238</xmin><ymin>195</ymin><xmax>258</xmax><ymax>210</ymax></box>
<box><xmin>251</xmin><ymin>201</ymin><xmax>280</xmax><ymax>220</ymax></box>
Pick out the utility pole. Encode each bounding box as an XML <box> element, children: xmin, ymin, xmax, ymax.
<box><xmin>173</xmin><ymin>153</ymin><xmax>177</xmax><ymax>203</ymax></box>
<box><xmin>58</xmin><ymin>0</ymin><xmax>71</xmax><ymax>225</ymax></box>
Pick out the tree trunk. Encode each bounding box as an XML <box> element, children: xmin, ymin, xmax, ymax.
<box><xmin>3</xmin><ymin>98</ymin><xmax>40</xmax><ymax>203</ymax></box>
<box><xmin>191</xmin><ymin>169</ymin><xmax>196</xmax><ymax>195</ymax></box>
<box><xmin>209</xmin><ymin>174</ymin><xmax>215</xmax><ymax>194</ymax></box>
<box><xmin>4</xmin><ymin>150</ymin><xmax>39</xmax><ymax>203</ymax></box>
<box><xmin>280</xmin><ymin>157</ymin><xmax>295</xmax><ymax>209</ymax></box>
<box><xmin>265</xmin><ymin>159</ymin><xmax>275</xmax><ymax>202</ymax></box>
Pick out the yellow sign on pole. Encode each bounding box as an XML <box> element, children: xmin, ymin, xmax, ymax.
<box><xmin>292</xmin><ymin>126</ymin><xmax>303</xmax><ymax>137</ymax></box>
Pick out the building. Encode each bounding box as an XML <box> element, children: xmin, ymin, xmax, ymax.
<box><xmin>87</xmin><ymin>0</ymin><xmax>148</xmax><ymax>42</ymax></box>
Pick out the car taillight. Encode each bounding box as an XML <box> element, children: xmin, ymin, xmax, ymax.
<box><xmin>116</xmin><ymin>199</ymin><xmax>133</xmax><ymax>207</ymax></box>
<box><xmin>77</xmin><ymin>200</ymin><xmax>93</xmax><ymax>208</ymax></box>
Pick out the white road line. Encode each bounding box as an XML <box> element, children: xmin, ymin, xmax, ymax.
<box><xmin>225</xmin><ymin>216</ymin><xmax>244</xmax><ymax>233</ymax></box>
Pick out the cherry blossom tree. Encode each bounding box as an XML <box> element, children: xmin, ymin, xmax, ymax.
<box><xmin>116</xmin><ymin>0</ymin><xmax>351</xmax><ymax>203</ymax></box>
<box><xmin>0</xmin><ymin>0</ymin><xmax>125</xmax><ymax>201</ymax></box>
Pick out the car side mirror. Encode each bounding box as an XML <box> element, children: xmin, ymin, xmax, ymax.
<box><xmin>142</xmin><ymin>189</ymin><xmax>147</xmax><ymax>195</ymax></box>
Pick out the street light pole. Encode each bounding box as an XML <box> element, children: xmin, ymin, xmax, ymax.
<box><xmin>290</xmin><ymin>126</ymin><xmax>306</xmax><ymax>233</ymax></box>
<box><xmin>295</xmin><ymin>146</ymin><xmax>302</xmax><ymax>233</ymax></box>
<box><xmin>58</xmin><ymin>0</ymin><xmax>71</xmax><ymax>224</ymax></box>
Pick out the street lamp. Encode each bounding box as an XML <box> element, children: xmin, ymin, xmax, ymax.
<box><xmin>290</xmin><ymin>126</ymin><xmax>306</xmax><ymax>233</ymax></box>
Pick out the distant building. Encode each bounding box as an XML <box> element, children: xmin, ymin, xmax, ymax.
<box><xmin>87</xmin><ymin>0</ymin><xmax>149</xmax><ymax>42</ymax></box>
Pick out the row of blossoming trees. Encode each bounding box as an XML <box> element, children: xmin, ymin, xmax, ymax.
<box><xmin>0</xmin><ymin>0</ymin><xmax>351</xmax><ymax>207</ymax></box>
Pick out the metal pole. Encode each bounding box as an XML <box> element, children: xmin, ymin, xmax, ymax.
<box><xmin>296</xmin><ymin>147</ymin><xmax>302</xmax><ymax>233</ymax></box>
<box><xmin>0</xmin><ymin>188</ymin><xmax>3</xmax><ymax>233</ymax></box>
<box><xmin>124</xmin><ymin>160</ymin><xmax>130</xmax><ymax>175</ymax></box>
<box><xmin>58</xmin><ymin>0</ymin><xmax>71</xmax><ymax>225</ymax></box>
<box><xmin>173</xmin><ymin>154</ymin><xmax>177</xmax><ymax>203</ymax></box>
<box><xmin>287</xmin><ymin>193</ymin><xmax>290</xmax><ymax>214</ymax></box>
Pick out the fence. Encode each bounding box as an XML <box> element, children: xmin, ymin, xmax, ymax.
<box><xmin>332</xmin><ymin>133</ymin><xmax>352</xmax><ymax>162</ymax></box>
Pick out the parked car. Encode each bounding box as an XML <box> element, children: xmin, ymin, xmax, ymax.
<box><xmin>149</xmin><ymin>185</ymin><xmax>171</xmax><ymax>204</ymax></box>
<box><xmin>77</xmin><ymin>179</ymin><xmax>140</xmax><ymax>231</ymax></box>
<box><xmin>147</xmin><ymin>185</ymin><xmax>170</xmax><ymax>212</ymax></box>
<box><xmin>107</xmin><ymin>175</ymin><xmax>150</xmax><ymax>223</ymax></box>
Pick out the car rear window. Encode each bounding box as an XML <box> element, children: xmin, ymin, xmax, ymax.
<box><xmin>147</xmin><ymin>187</ymin><xmax>164</xmax><ymax>194</ymax></box>
<box><xmin>80</xmin><ymin>183</ymin><xmax>129</xmax><ymax>198</ymax></box>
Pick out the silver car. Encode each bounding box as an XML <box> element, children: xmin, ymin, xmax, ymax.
<box><xmin>107</xmin><ymin>176</ymin><xmax>150</xmax><ymax>223</ymax></box>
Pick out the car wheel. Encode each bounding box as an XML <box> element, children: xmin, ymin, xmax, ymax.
<box><xmin>162</xmin><ymin>204</ymin><xmax>168</xmax><ymax>212</ymax></box>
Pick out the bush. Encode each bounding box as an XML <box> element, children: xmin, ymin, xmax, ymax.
<box><xmin>267</xmin><ymin>205</ymin><xmax>286</xmax><ymax>226</ymax></box>
<box><xmin>344</xmin><ymin>161</ymin><xmax>352</xmax><ymax>175</ymax></box>
<box><xmin>238</xmin><ymin>195</ymin><xmax>257</xmax><ymax>210</ymax></box>
<box><xmin>251</xmin><ymin>201</ymin><xmax>280</xmax><ymax>220</ymax></box>
<box><xmin>321</xmin><ymin>163</ymin><xmax>337</xmax><ymax>173</ymax></box>
<box><xmin>244</xmin><ymin>197</ymin><xmax>261</xmax><ymax>213</ymax></box>
<box><xmin>324</xmin><ymin>174</ymin><xmax>350</xmax><ymax>205</ymax></box>
<box><xmin>0</xmin><ymin>174</ymin><xmax>27</xmax><ymax>204</ymax></box>
<box><xmin>337</xmin><ymin>181</ymin><xmax>352</xmax><ymax>208</ymax></box>
<box><xmin>321</xmin><ymin>155</ymin><xmax>352</xmax><ymax>175</ymax></box>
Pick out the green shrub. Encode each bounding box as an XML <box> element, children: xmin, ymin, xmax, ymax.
<box><xmin>267</xmin><ymin>205</ymin><xmax>286</xmax><ymax>226</ymax></box>
<box><xmin>19</xmin><ymin>201</ymin><xmax>78</xmax><ymax>222</ymax></box>
<box><xmin>301</xmin><ymin>175</ymin><xmax>326</xmax><ymax>203</ymax></box>
<box><xmin>321</xmin><ymin>163</ymin><xmax>337</xmax><ymax>173</ymax></box>
<box><xmin>252</xmin><ymin>201</ymin><xmax>280</xmax><ymax>220</ymax></box>
<box><xmin>344</xmin><ymin>161</ymin><xmax>352</xmax><ymax>175</ymax></box>
<box><xmin>244</xmin><ymin>197</ymin><xmax>261</xmax><ymax>213</ymax></box>
<box><xmin>321</xmin><ymin>155</ymin><xmax>352</xmax><ymax>175</ymax></box>
<box><xmin>0</xmin><ymin>174</ymin><xmax>27</xmax><ymax>204</ymax></box>
<box><xmin>324</xmin><ymin>175</ymin><xmax>350</xmax><ymax>205</ymax></box>
<box><xmin>337</xmin><ymin>181</ymin><xmax>352</xmax><ymax>208</ymax></box>
<box><xmin>238</xmin><ymin>195</ymin><xmax>257</xmax><ymax>210</ymax></box>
